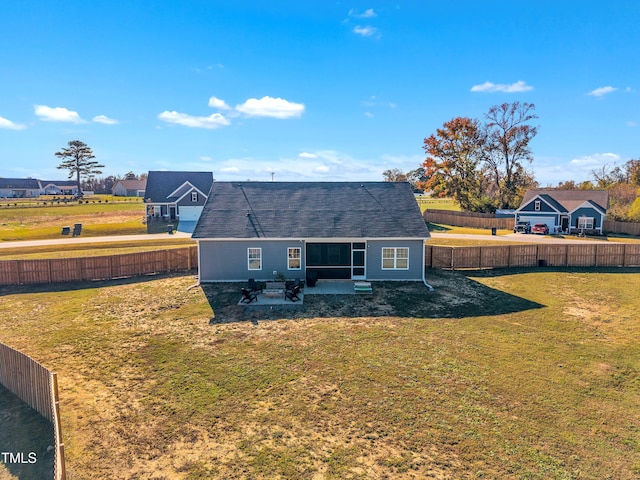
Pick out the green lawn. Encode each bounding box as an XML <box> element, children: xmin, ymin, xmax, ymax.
<box><xmin>415</xmin><ymin>197</ymin><xmax>460</xmax><ymax>213</ymax></box>
<box><xmin>1</xmin><ymin>268</ymin><xmax>639</xmax><ymax>478</ymax></box>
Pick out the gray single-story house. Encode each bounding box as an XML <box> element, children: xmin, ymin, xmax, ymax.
<box><xmin>192</xmin><ymin>181</ymin><xmax>431</xmax><ymax>283</ymax></box>
<box><xmin>515</xmin><ymin>189</ymin><xmax>609</xmax><ymax>234</ymax></box>
<box><xmin>0</xmin><ymin>178</ymin><xmax>41</xmax><ymax>198</ymax></box>
<box><xmin>144</xmin><ymin>171</ymin><xmax>214</xmax><ymax>221</ymax></box>
<box><xmin>112</xmin><ymin>178</ymin><xmax>147</xmax><ymax>197</ymax></box>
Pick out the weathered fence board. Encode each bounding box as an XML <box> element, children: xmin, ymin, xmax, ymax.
<box><xmin>0</xmin><ymin>246</ymin><xmax>198</xmax><ymax>285</ymax></box>
<box><xmin>423</xmin><ymin>243</ymin><xmax>640</xmax><ymax>270</ymax></box>
<box><xmin>0</xmin><ymin>342</ymin><xmax>66</xmax><ymax>479</ymax></box>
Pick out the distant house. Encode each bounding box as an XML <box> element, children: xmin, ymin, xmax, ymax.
<box><xmin>144</xmin><ymin>171</ymin><xmax>214</xmax><ymax>222</ymax></box>
<box><xmin>0</xmin><ymin>178</ymin><xmax>41</xmax><ymax>198</ymax></box>
<box><xmin>192</xmin><ymin>181</ymin><xmax>431</xmax><ymax>283</ymax></box>
<box><xmin>39</xmin><ymin>180</ymin><xmax>80</xmax><ymax>196</ymax></box>
<box><xmin>112</xmin><ymin>179</ymin><xmax>147</xmax><ymax>197</ymax></box>
<box><xmin>515</xmin><ymin>189</ymin><xmax>609</xmax><ymax>234</ymax></box>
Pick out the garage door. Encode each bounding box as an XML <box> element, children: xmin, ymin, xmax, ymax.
<box><xmin>178</xmin><ymin>206</ymin><xmax>202</xmax><ymax>221</ymax></box>
<box><xmin>519</xmin><ymin>216</ymin><xmax>556</xmax><ymax>231</ymax></box>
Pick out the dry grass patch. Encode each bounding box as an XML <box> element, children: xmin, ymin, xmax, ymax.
<box><xmin>1</xmin><ymin>269</ymin><xmax>639</xmax><ymax>478</ymax></box>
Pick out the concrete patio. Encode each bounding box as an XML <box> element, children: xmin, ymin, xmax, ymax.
<box><xmin>237</xmin><ymin>280</ymin><xmax>367</xmax><ymax>306</ymax></box>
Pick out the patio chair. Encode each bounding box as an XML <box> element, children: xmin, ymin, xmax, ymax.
<box><xmin>240</xmin><ymin>288</ymin><xmax>258</xmax><ymax>304</ymax></box>
<box><xmin>284</xmin><ymin>285</ymin><xmax>301</xmax><ymax>302</ymax></box>
<box><xmin>248</xmin><ymin>278</ymin><xmax>263</xmax><ymax>293</ymax></box>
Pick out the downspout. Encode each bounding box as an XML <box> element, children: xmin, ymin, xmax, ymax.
<box><xmin>422</xmin><ymin>239</ymin><xmax>434</xmax><ymax>291</ymax></box>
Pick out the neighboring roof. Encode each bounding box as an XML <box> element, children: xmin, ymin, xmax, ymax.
<box><xmin>519</xmin><ymin>189</ymin><xmax>609</xmax><ymax>213</ymax></box>
<box><xmin>0</xmin><ymin>178</ymin><xmax>41</xmax><ymax>189</ymax></box>
<box><xmin>144</xmin><ymin>171</ymin><xmax>213</xmax><ymax>203</ymax></box>
<box><xmin>40</xmin><ymin>180</ymin><xmax>78</xmax><ymax>187</ymax></box>
<box><xmin>193</xmin><ymin>181</ymin><xmax>431</xmax><ymax>239</ymax></box>
<box><xmin>114</xmin><ymin>179</ymin><xmax>147</xmax><ymax>191</ymax></box>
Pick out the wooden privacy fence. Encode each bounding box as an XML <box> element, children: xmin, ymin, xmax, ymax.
<box><xmin>603</xmin><ymin>219</ymin><xmax>640</xmax><ymax>236</ymax></box>
<box><xmin>425</xmin><ymin>243</ymin><xmax>640</xmax><ymax>269</ymax></box>
<box><xmin>0</xmin><ymin>342</ymin><xmax>66</xmax><ymax>480</ymax></box>
<box><xmin>0</xmin><ymin>246</ymin><xmax>198</xmax><ymax>285</ymax></box>
<box><xmin>424</xmin><ymin>209</ymin><xmax>514</xmax><ymax>230</ymax></box>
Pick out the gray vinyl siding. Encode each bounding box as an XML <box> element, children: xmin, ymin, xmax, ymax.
<box><xmin>570</xmin><ymin>207</ymin><xmax>603</xmax><ymax>229</ymax></box>
<box><xmin>520</xmin><ymin>198</ymin><xmax>556</xmax><ymax>213</ymax></box>
<box><xmin>366</xmin><ymin>240</ymin><xmax>424</xmax><ymax>280</ymax></box>
<box><xmin>198</xmin><ymin>240</ymin><xmax>306</xmax><ymax>282</ymax></box>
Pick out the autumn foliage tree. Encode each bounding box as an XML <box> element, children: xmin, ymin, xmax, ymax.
<box><xmin>422</xmin><ymin>117</ymin><xmax>488</xmax><ymax>211</ymax></box>
<box><xmin>421</xmin><ymin>102</ymin><xmax>539</xmax><ymax>211</ymax></box>
<box><xmin>484</xmin><ymin>102</ymin><xmax>538</xmax><ymax>208</ymax></box>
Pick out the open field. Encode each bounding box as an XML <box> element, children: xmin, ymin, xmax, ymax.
<box><xmin>0</xmin><ymin>238</ymin><xmax>195</xmax><ymax>260</ymax></box>
<box><xmin>0</xmin><ymin>200</ymin><xmax>146</xmax><ymax>241</ymax></box>
<box><xmin>1</xmin><ymin>269</ymin><xmax>639</xmax><ymax>478</ymax></box>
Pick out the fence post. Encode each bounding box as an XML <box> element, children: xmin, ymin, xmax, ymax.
<box><xmin>166</xmin><ymin>249</ymin><xmax>170</xmax><ymax>272</ymax></box>
<box><xmin>47</xmin><ymin>259</ymin><xmax>53</xmax><ymax>284</ymax></box>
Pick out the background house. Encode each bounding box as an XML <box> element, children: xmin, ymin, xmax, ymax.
<box><xmin>112</xmin><ymin>178</ymin><xmax>147</xmax><ymax>197</ymax></box>
<box><xmin>144</xmin><ymin>171</ymin><xmax>214</xmax><ymax>223</ymax></box>
<box><xmin>192</xmin><ymin>181</ymin><xmax>430</xmax><ymax>283</ymax></box>
<box><xmin>515</xmin><ymin>189</ymin><xmax>609</xmax><ymax>234</ymax></box>
<box><xmin>0</xmin><ymin>178</ymin><xmax>41</xmax><ymax>198</ymax></box>
<box><xmin>39</xmin><ymin>180</ymin><xmax>80</xmax><ymax>195</ymax></box>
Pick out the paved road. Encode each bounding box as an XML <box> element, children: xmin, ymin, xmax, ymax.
<box><xmin>429</xmin><ymin>232</ymin><xmax>611</xmax><ymax>244</ymax></box>
<box><xmin>0</xmin><ymin>231</ymin><xmax>613</xmax><ymax>250</ymax></box>
<box><xmin>0</xmin><ymin>232</ymin><xmax>193</xmax><ymax>249</ymax></box>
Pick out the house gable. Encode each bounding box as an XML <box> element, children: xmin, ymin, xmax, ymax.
<box><xmin>144</xmin><ymin>171</ymin><xmax>213</xmax><ymax>204</ymax></box>
<box><xmin>516</xmin><ymin>194</ymin><xmax>564</xmax><ymax>214</ymax></box>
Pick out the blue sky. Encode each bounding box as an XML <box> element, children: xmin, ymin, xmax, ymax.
<box><xmin>0</xmin><ymin>1</ymin><xmax>638</xmax><ymax>185</ymax></box>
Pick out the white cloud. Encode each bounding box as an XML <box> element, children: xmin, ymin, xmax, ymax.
<box><xmin>353</xmin><ymin>25</ymin><xmax>380</xmax><ymax>37</ymax></box>
<box><xmin>0</xmin><ymin>115</ymin><xmax>26</xmax><ymax>130</ymax></box>
<box><xmin>569</xmin><ymin>152</ymin><xmax>620</xmax><ymax>167</ymax></box>
<box><xmin>157</xmin><ymin>111</ymin><xmax>230</xmax><ymax>129</ymax></box>
<box><xmin>92</xmin><ymin>115</ymin><xmax>119</xmax><ymax>125</ymax></box>
<box><xmin>220</xmin><ymin>166</ymin><xmax>240</xmax><ymax>173</ymax></box>
<box><xmin>298</xmin><ymin>152</ymin><xmax>317</xmax><ymax>159</ymax></box>
<box><xmin>208</xmin><ymin>96</ymin><xmax>231</xmax><ymax>110</ymax></box>
<box><xmin>34</xmin><ymin>105</ymin><xmax>85</xmax><ymax>123</ymax></box>
<box><xmin>235</xmin><ymin>96</ymin><xmax>305</xmax><ymax>119</ymax></box>
<box><xmin>470</xmin><ymin>80</ymin><xmax>534</xmax><ymax>93</ymax></box>
<box><xmin>349</xmin><ymin>8</ymin><xmax>377</xmax><ymax>18</ymax></box>
<box><xmin>199</xmin><ymin>156</ymin><xmax>214</xmax><ymax>161</ymax></box>
<box><xmin>588</xmin><ymin>86</ymin><xmax>617</xmax><ymax>97</ymax></box>
<box><xmin>364</xmin><ymin>112</ymin><xmax>374</xmax><ymax>118</ymax></box>
<box><xmin>627</xmin><ymin>121</ymin><xmax>638</xmax><ymax>127</ymax></box>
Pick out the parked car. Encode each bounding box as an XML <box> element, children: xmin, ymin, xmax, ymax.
<box><xmin>532</xmin><ymin>223</ymin><xmax>549</xmax><ymax>235</ymax></box>
<box><xmin>513</xmin><ymin>221</ymin><xmax>531</xmax><ymax>234</ymax></box>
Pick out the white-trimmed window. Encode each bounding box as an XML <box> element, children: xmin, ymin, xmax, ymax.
<box><xmin>191</xmin><ymin>192</ymin><xmax>198</xmax><ymax>202</ymax></box>
<box><xmin>248</xmin><ymin>248</ymin><xmax>262</xmax><ymax>270</ymax></box>
<box><xmin>534</xmin><ymin>200</ymin><xmax>541</xmax><ymax>211</ymax></box>
<box><xmin>382</xmin><ymin>247</ymin><xmax>409</xmax><ymax>270</ymax></box>
<box><xmin>288</xmin><ymin>247</ymin><xmax>301</xmax><ymax>270</ymax></box>
<box><xmin>577</xmin><ymin>217</ymin><xmax>594</xmax><ymax>229</ymax></box>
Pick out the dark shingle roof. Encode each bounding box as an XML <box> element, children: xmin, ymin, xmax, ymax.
<box><xmin>0</xmin><ymin>178</ymin><xmax>41</xmax><ymax>189</ymax></box>
<box><xmin>40</xmin><ymin>180</ymin><xmax>78</xmax><ymax>187</ymax></box>
<box><xmin>193</xmin><ymin>181</ymin><xmax>430</xmax><ymax>239</ymax></box>
<box><xmin>115</xmin><ymin>179</ymin><xmax>147</xmax><ymax>191</ymax></box>
<box><xmin>144</xmin><ymin>171</ymin><xmax>213</xmax><ymax>203</ymax></box>
<box><xmin>520</xmin><ymin>189</ymin><xmax>609</xmax><ymax>213</ymax></box>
